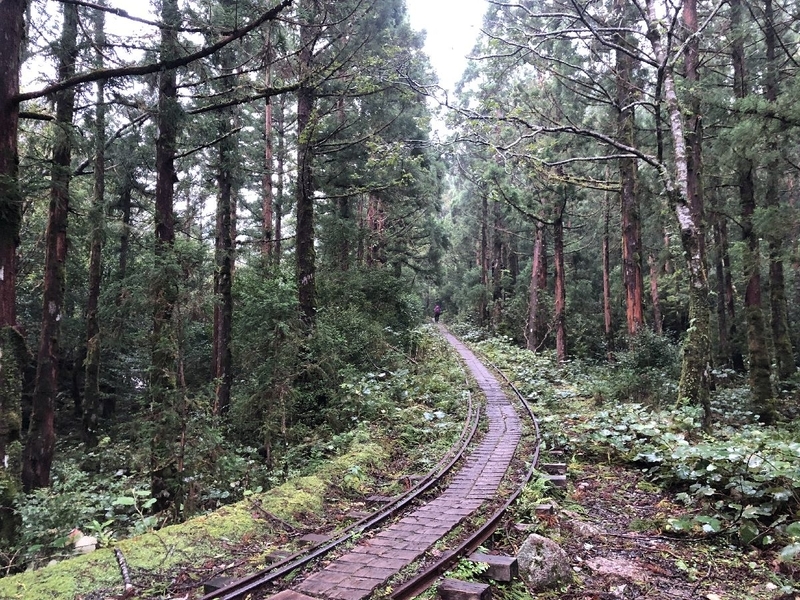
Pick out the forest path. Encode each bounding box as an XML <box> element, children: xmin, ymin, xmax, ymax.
<box><xmin>270</xmin><ymin>325</ymin><xmax>522</xmax><ymax>600</ymax></box>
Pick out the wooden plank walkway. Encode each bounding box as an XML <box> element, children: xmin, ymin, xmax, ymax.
<box><xmin>268</xmin><ymin>326</ymin><xmax>521</xmax><ymax>600</ymax></box>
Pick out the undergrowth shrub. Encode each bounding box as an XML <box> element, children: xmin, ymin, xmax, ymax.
<box><xmin>592</xmin><ymin>330</ymin><xmax>680</xmax><ymax>407</ymax></box>
<box><xmin>466</xmin><ymin>332</ymin><xmax>800</xmax><ymax>560</ymax></box>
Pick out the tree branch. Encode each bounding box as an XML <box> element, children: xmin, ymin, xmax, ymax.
<box><xmin>14</xmin><ymin>0</ymin><xmax>293</xmax><ymax>105</ymax></box>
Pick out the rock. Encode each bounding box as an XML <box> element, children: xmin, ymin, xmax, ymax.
<box><xmin>516</xmin><ymin>533</ymin><xmax>573</xmax><ymax>591</ymax></box>
<box><xmin>73</xmin><ymin>535</ymin><xmax>98</xmax><ymax>554</ymax></box>
<box><xmin>561</xmin><ymin>515</ymin><xmax>604</xmax><ymax>540</ymax></box>
<box><xmin>585</xmin><ymin>556</ymin><xmax>648</xmax><ymax>582</ymax></box>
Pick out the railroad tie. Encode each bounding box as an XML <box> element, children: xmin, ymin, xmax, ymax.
<box><xmin>280</xmin><ymin>331</ymin><xmax>522</xmax><ymax>600</ymax></box>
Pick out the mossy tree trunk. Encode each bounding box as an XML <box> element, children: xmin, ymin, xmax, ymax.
<box><xmin>296</xmin><ymin>0</ymin><xmax>319</xmax><ymax>328</ymax></box>
<box><xmin>645</xmin><ymin>0</ymin><xmax>712</xmax><ymax>426</ymax></box>
<box><xmin>22</xmin><ymin>2</ymin><xmax>79</xmax><ymax>490</ymax></box>
<box><xmin>213</xmin><ymin>3</ymin><xmax>238</xmax><ymax>416</ymax></box>
<box><xmin>0</xmin><ymin>328</ymin><xmax>27</xmax><ymax>549</ymax></box>
<box><xmin>83</xmin><ymin>3</ymin><xmax>107</xmax><ymax>447</ymax></box>
<box><xmin>731</xmin><ymin>0</ymin><xmax>775</xmax><ymax>422</ymax></box>
<box><xmin>764</xmin><ymin>0</ymin><xmax>795</xmax><ymax>381</ymax></box>
<box><xmin>0</xmin><ymin>0</ymin><xmax>26</xmax><ymax>543</ymax></box>
<box><xmin>150</xmin><ymin>0</ymin><xmax>183</xmax><ymax>513</ymax></box>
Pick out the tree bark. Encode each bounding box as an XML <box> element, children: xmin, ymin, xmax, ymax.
<box><xmin>0</xmin><ymin>0</ymin><xmax>27</xmax><ymax>542</ymax></box>
<box><xmin>616</xmin><ymin>0</ymin><xmax>644</xmax><ymax>337</ymax></box>
<box><xmin>212</xmin><ymin>1</ymin><xmax>239</xmax><ymax>416</ymax></box>
<box><xmin>764</xmin><ymin>0</ymin><xmax>795</xmax><ymax>380</ymax></box>
<box><xmin>0</xmin><ymin>0</ymin><xmax>26</xmax><ymax>331</ymax></box>
<box><xmin>526</xmin><ymin>222</ymin><xmax>545</xmax><ymax>352</ymax></box>
<box><xmin>296</xmin><ymin>0</ymin><xmax>317</xmax><ymax>327</ymax></box>
<box><xmin>645</xmin><ymin>0</ymin><xmax>712</xmax><ymax>425</ymax></box>
<box><xmin>731</xmin><ymin>0</ymin><xmax>775</xmax><ymax>422</ymax></box>
<box><xmin>150</xmin><ymin>0</ymin><xmax>182</xmax><ymax>510</ymax></box>
<box><xmin>23</xmin><ymin>2</ymin><xmax>79</xmax><ymax>490</ymax></box>
<box><xmin>83</xmin><ymin>4</ymin><xmax>106</xmax><ymax>448</ymax></box>
<box><xmin>554</xmin><ymin>209</ymin><xmax>567</xmax><ymax>364</ymax></box>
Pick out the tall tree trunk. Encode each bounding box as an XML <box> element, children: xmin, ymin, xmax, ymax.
<box><xmin>262</xmin><ymin>28</ymin><xmax>274</xmax><ymax>259</ymax></box>
<box><xmin>150</xmin><ymin>0</ymin><xmax>183</xmax><ymax>510</ymax></box>
<box><xmin>602</xmin><ymin>198</ymin><xmax>614</xmax><ymax>358</ymax></box>
<box><xmin>22</xmin><ymin>3</ymin><xmax>79</xmax><ymax>490</ymax></box>
<box><xmin>526</xmin><ymin>222</ymin><xmax>545</xmax><ymax>351</ymax></box>
<box><xmin>0</xmin><ymin>0</ymin><xmax>27</xmax><ymax>544</ymax></box>
<box><xmin>713</xmin><ymin>206</ymin><xmax>744</xmax><ymax>371</ymax></box>
<box><xmin>491</xmin><ymin>200</ymin><xmax>503</xmax><ymax>331</ymax></box>
<box><xmin>764</xmin><ymin>0</ymin><xmax>794</xmax><ymax>380</ymax></box>
<box><xmin>0</xmin><ymin>0</ymin><xmax>25</xmax><ymax>331</ymax></box>
<box><xmin>616</xmin><ymin>0</ymin><xmax>644</xmax><ymax>337</ymax></box>
<box><xmin>645</xmin><ymin>0</ymin><xmax>712</xmax><ymax>426</ymax></box>
<box><xmin>554</xmin><ymin>209</ymin><xmax>567</xmax><ymax>363</ymax></box>
<box><xmin>213</xmin><ymin>3</ymin><xmax>238</xmax><ymax>416</ymax></box>
<box><xmin>83</xmin><ymin>4</ymin><xmax>106</xmax><ymax>448</ymax></box>
<box><xmin>479</xmin><ymin>195</ymin><xmax>489</xmax><ymax>327</ymax></box>
<box><xmin>648</xmin><ymin>254</ymin><xmax>663</xmax><ymax>335</ymax></box>
<box><xmin>296</xmin><ymin>0</ymin><xmax>318</xmax><ymax>327</ymax></box>
<box><xmin>731</xmin><ymin>0</ymin><xmax>775</xmax><ymax>422</ymax></box>
<box><xmin>274</xmin><ymin>94</ymin><xmax>285</xmax><ymax>266</ymax></box>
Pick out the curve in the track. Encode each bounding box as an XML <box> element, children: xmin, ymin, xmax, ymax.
<box><xmin>269</xmin><ymin>325</ymin><xmax>521</xmax><ymax>600</ymax></box>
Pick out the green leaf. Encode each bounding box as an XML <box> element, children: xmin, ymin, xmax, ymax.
<box><xmin>694</xmin><ymin>516</ymin><xmax>722</xmax><ymax>533</ymax></box>
<box><xmin>739</xmin><ymin>520</ymin><xmax>760</xmax><ymax>545</ymax></box>
<box><xmin>113</xmin><ymin>496</ymin><xmax>136</xmax><ymax>506</ymax></box>
<box><xmin>785</xmin><ymin>522</ymin><xmax>800</xmax><ymax>539</ymax></box>
<box><xmin>779</xmin><ymin>543</ymin><xmax>800</xmax><ymax>562</ymax></box>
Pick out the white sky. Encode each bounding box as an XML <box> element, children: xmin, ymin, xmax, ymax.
<box><xmin>404</xmin><ymin>0</ymin><xmax>488</xmax><ymax>93</ymax></box>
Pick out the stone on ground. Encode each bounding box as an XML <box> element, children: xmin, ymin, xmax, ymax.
<box><xmin>516</xmin><ymin>533</ymin><xmax>573</xmax><ymax>591</ymax></box>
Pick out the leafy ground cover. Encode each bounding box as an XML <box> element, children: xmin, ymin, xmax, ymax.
<box><xmin>462</xmin><ymin>328</ymin><xmax>800</xmax><ymax>599</ymax></box>
<box><xmin>7</xmin><ymin>325</ymin><xmax>800</xmax><ymax>599</ymax></box>
<box><xmin>0</xmin><ymin>327</ymin><xmax>468</xmax><ymax>598</ymax></box>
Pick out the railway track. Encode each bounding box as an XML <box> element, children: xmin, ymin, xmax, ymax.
<box><xmin>199</xmin><ymin>325</ymin><xmax>542</xmax><ymax>600</ymax></box>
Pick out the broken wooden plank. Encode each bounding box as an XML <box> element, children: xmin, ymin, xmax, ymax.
<box><xmin>438</xmin><ymin>578</ymin><xmax>491</xmax><ymax>600</ymax></box>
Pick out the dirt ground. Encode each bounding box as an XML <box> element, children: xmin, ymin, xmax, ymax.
<box><xmin>531</xmin><ymin>461</ymin><xmax>799</xmax><ymax>600</ymax></box>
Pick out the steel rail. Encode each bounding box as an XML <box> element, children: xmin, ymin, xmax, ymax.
<box><xmin>200</xmin><ymin>383</ymin><xmax>481</xmax><ymax>600</ymax></box>
<box><xmin>388</xmin><ymin>354</ymin><xmax>542</xmax><ymax>600</ymax></box>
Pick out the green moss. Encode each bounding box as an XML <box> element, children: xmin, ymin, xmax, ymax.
<box><xmin>257</xmin><ymin>475</ymin><xmax>326</xmax><ymax>522</ymax></box>
<box><xmin>0</xmin><ymin>496</ymin><xmax>269</xmax><ymax>599</ymax></box>
<box><xmin>0</xmin><ymin>429</ymin><xmax>394</xmax><ymax>599</ymax></box>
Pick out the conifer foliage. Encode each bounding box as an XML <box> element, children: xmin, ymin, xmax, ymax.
<box><xmin>0</xmin><ymin>0</ymin><xmax>442</xmax><ymax>559</ymax></box>
<box><xmin>443</xmin><ymin>0</ymin><xmax>800</xmax><ymax>426</ymax></box>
